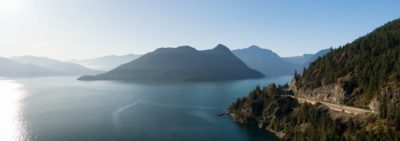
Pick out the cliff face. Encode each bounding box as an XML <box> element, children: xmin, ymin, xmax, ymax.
<box><xmin>291</xmin><ymin>72</ymin><xmax>390</xmax><ymax>112</ymax></box>
<box><xmin>377</xmin><ymin>86</ymin><xmax>400</xmax><ymax>117</ymax></box>
<box><xmin>291</xmin><ymin>78</ymin><xmax>347</xmax><ymax>104</ymax></box>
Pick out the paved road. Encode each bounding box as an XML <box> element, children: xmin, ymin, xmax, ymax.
<box><xmin>286</xmin><ymin>95</ymin><xmax>377</xmax><ymax>115</ymax></box>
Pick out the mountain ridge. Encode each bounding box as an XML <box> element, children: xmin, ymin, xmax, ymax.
<box><xmin>78</xmin><ymin>44</ymin><xmax>264</xmax><ymax>82</ymax></box>
<box><xmin>233</xmin><ymin>45</ymin><xmax>301</xmax><ymax>76</ymax></box>
<box><xmin>10</xmin><ymin>55</ymin><xmax>100</xmax><ymax>75</ymax></box>
<box><xmin>0</xmin><ymin>57</ymin><xmax>61</xmax><ymax>77</ymax></box>
<box><xmin>233</xmin><ymin>45</ymin><xmax>331</xmax><ymax>77</ymax></box>
<box><xmin>70</xmin><ymin>54</ymin><xmax>141</xmax><ymax>71</ymax></box>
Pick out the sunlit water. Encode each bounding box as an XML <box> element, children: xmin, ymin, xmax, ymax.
<box><xmin>0</xmin><ymin>80</ymin><xmax>29</xmax><ymax>141</ymax></box>
<box><xmin>1</xmin><ymin>76</ymin><xmax>292</xmax><ymax>141</ymax></box>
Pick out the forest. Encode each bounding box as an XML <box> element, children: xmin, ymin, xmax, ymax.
<box><xmin>229</xmin><ymin>84</ymin><xmax>400</xmax><ymax>141</ymax></box>
<box><xmin>296</xmin><ymin>19</ymin><xmax>400</xmax><ymax>106</ymax></box>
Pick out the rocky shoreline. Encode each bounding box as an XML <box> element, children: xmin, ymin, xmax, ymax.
<box><xmin>228</xmin><ymin>112</ymin><xmax>286</xmax><ymax>139</ymax></box>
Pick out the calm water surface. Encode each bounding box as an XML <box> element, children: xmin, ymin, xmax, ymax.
<box><xmin>0</xmin><ymin>76</ymin><xmax>292</xmax><ymax>141</ymax></box>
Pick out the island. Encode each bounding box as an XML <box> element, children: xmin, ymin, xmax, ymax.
<box><xmin>78</xmin><ymin>44</ymin><xmax>264</xmax><ymax>82</ymax></box>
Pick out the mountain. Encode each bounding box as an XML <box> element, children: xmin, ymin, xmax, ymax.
<box><xmin>78</xmin><ymin>44</ymin><xmax>264</xmax><ymax>82</ymax></box>
<box><xmin>10</xmin><ymin>56</ymin><xmax>101</xmax><ymax>75</ymax></box>
<box><xmin>291</xmin><ymin>19</ymin><xmax>400</xmax><ymax>138</ymax></box>
<box><xmin>0</xmin><ymin>57</ymin><xmax>60</xmax><ymax>77</ymax></box>
<box><xmin>282</xmin><ymin>53</ymin><xmax>313</xmax><ymax>65</ymax></box>
<box><xmin>283</xmin><ymin>48</ymin><xmax>332</xmax><ymax>67</ymax></box>
<box><xmin>70</xmin><ymin>54</ymin><xmax>141</xmax><ymax>71</ymax></box>
<box><xmin>293</xmin><ymin>19</ymin><xmax>400</xmax><ymax>109</ymax></box>
<box><xmin>229</xmin><ymin>19</ymin><xmax>400</xmax><ymax>140</ymax></box>
<box><xmin>305</xmin><ymin>48</ymin><xmax>332</xmax><ymax>66</ymax></box>
<box><xmin>233</xmin><ymin>45</ymin><xmax>299</xmax><ymax>76</ymax></box>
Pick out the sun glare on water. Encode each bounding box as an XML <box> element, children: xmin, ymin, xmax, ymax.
<box><xmin>0</xmin><ymin>80</ymin><xmax>29</xmax><ymax>141</ymax></box>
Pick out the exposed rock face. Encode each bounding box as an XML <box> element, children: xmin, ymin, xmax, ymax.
<box><xmin>368</xmin><ymin>98</ymin><xmax>379</xmax><ymax>112</ymax></box>
<box><xmin>291</xmin><ymin>79</ymin><xmax>347</xmax><ymax>104</ymax></box>
<box><xmin>292</xmin><ymin>76</ymin><xmax>400</xmax><ymax>113</ymax></box>
<box><xmin>380</xmin><ymin>86</ymin><xmax>400</xmax><ymax>104</ymax></box>
<box><xmin>378</xmin><ymin>86</ymin><xmax>400</xmax><ymax>112</ymax></box>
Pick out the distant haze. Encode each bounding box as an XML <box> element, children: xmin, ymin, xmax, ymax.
<box><xmin>69</xmin><ymin>54</ymin><xmax>141</xmax><ymax>71</ymax></box>
<box><xmin>0</xmin><ymin>0</ymin><xmax>399</xmax><ymax>60</ymax></box>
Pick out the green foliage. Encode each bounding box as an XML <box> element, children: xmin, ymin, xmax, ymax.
<box><xmin>231</xmin><ymin>19</ymin><xmax>400</xmax><ymax>141</ymax></box>
<box><xmin>229</xmin><ymin>82</ymin><xmax>400</xmax><ymax>140</ymax></box>
<box><xmin>228</xmin><ymin>83</ymin><xmax>295</xmax><ymax>122</ymax></box>
<box><xmin>297</xmin><ymin>18</ymin><xmax>400</xmax><ymax>105</ymax></box>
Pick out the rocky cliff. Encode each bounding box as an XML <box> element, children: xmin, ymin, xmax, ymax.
<box><xmin>291</xmin><ymin>78</ymin><xmax>347</xmax><ymax>105</ymax></box>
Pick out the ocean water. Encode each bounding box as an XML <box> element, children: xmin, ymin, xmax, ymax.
<box><xmin>0</xmin><ymin>76</ymin><xmax>292</xmax><ymax>141</ymax></box>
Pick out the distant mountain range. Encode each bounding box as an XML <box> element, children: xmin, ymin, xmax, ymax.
<box><xmin>78</xmin><ymin>44</ymin><xmax>264</xmax><ymax>82</ymax></box>
<box><xmin>70</xmin><ymin>54</ymin><xmax>141</xmax><ymax>71</ymax></box>
<box><xmin>282</xmin><ymin>53</ymin><xmax>314</xmax><ymax>65</ymax></box>
<box><xmin>0</xmin><ymin>56</ymin><xmax>100</xmax><ymax>78</ymax></box>
<box><xmin>283</xmin><ymin>48</ymin><xmax>332</xmax><ymax>67</ymax></box>
<box><xmin>233</xmin><ymin>46</ymin><xmax>299</xmax><ymax>76</ymax></box>
<box><xmin>233</xmin><ymin>46</ymin><xmax>331</xmax><ymax>76</ymax></box>
<box><xmin>1</xmin><ymin>45</ymin><xmax>330</xmax><ymax>79</ymax></box>
<box><xmin>11</xmin><ymin>56</ymin><xmax>101</xmax><ymax>75</ymax></box>
<box><xmin>0</xmin><ymin>57</ymin><xmax>61</xmax><ymax>77</ymax></box>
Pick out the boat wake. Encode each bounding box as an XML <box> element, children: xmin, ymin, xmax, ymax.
<box><xmin>111</xmin><ymin>98</ymin><xmax>144</xmax><ymax>132</ymax></box>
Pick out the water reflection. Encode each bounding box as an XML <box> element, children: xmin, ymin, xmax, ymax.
<box><xmin>0</xmin><ymin>80</ymin><xmax>28</xmax><ymax>141</ymax></box>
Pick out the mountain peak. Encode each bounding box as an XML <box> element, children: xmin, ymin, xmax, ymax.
<box><xmin>246</xmin><ymin>45</ymin><xmax>274</xmax><ymax>53</ymax></box>
<box><xmin>248</xmin><ymin>45</ymin><xmax>262</xmax><ymax>50</ymax></box>
<box><xmin>176</xmin><ymin>45</ymin><xmax>195</xmax><ymax>49</ymax></box>
<box><xmin>154</xmin><ymin>46</ymin><xmax>197</xmax><ymax>53</ymax></box>
<box><xmin>176</xmin><ymin>46</ymin><xmax>197</xmax><ymax>51</ymax></box>
<box><xmin>232</xmin><ymin>45</ymin><xmax>297</xmax><ymax>76</ymax></box>
<box><xmin>212</xmin><ymin>44</ymin><xmax>230</xmax><ymax>52</ymax></box>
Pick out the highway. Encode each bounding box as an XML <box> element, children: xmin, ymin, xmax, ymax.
<box><xmin>286</xmin><ymin>95</ymin><xmax>377</xmax><ymax>115</ymax></box>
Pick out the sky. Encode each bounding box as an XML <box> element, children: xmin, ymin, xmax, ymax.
<box><xmin>0</xmin><ymin>0</ymin><xmax>399</xmax><ymax>60</ymax></box>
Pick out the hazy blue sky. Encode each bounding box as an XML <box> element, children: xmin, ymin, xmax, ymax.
<box><xmin>0</xmin><ymin>0</ymin><xmax>399</xmax><ymax>60</ymax></box>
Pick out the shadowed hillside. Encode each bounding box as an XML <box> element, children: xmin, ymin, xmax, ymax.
<box><xmin>78</xmin><ymin>44</ymin><xmax>264</xmax><ymax>82</ymax></box>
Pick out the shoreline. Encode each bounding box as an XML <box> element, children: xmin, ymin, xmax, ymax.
<box><xmin>228</xmin><ymin>112</ymin><xmax>285</xmax><ymax>139</ymax></box>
